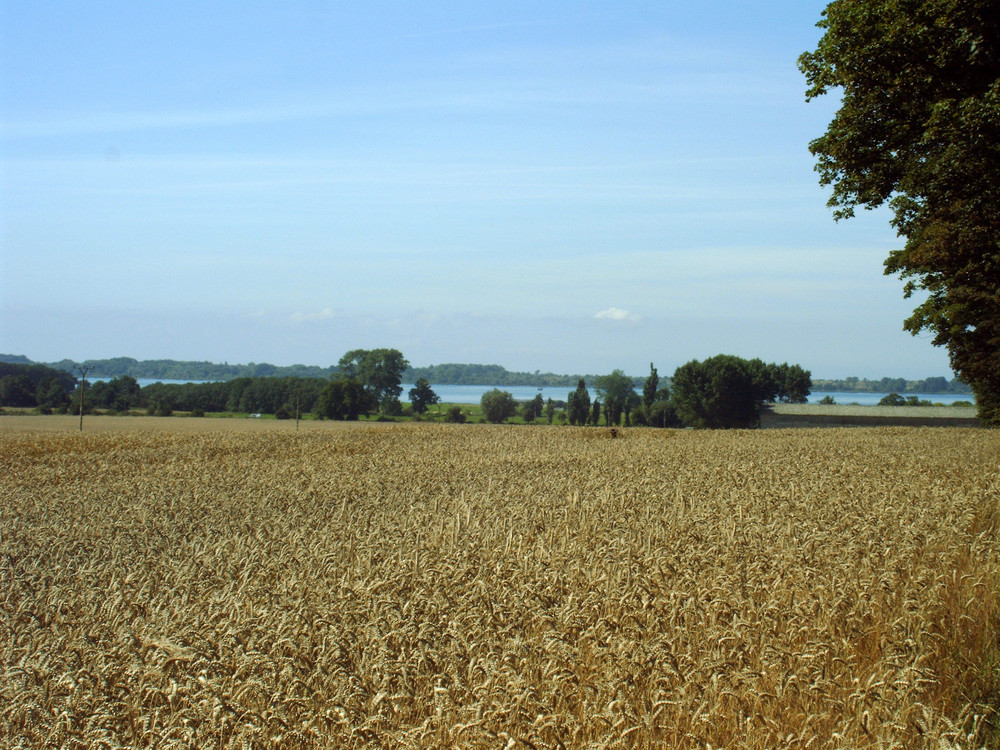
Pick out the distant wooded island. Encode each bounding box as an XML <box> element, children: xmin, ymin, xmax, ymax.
<box><xmin>0</xmin><ymin>354</ymin><xmax>972</xmax><ymax>394</ymax></box>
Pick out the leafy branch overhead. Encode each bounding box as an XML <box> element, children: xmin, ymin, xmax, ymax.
<box><xmin>800</xmin><ymin>0</ymin><xmax>1000</xmax><ymax>425</ymax></box>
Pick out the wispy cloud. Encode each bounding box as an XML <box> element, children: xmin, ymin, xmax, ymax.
<box><xmin>594</xmin><ymin>307</ymin><xmax>641</xmax><ymax>322</ymax></box>
<box><xmin>289</xmin><ymin>308</ymin><xmax>337</xmax><ymax>323</ymax></box>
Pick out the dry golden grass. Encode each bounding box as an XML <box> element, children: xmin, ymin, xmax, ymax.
<box><xmin>3</xmin><ymin>420</ymin><xmax>999</xmax><ymax>748</ymax></box>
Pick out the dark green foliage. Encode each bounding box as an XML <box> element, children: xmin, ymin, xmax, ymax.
<box><xmin>88</xmin><ymin>375</ymin><xmax>141</xmax><ymax>413</ymax></box>
<box><xmin>643</xmin><ymin>363</ymin><xmax>659</xmax><ymax>410</ymax></box>
<box><xmin>877</xmin><ymin>393</ymin><xmax>934</xmax><ymax>407</ymax></box>
<box><xmin>545</xmin><ymin>397</ymin><xmax>555</xmax><ymax>424</ymax></box>
<box><xmin>590</xmin><ymin>399</ymin><xmax>602</xmax><ymax>427</ymax></box>
<box><xmin>0</xmin><ymin>375</ymin><xmax>35</xmax><ymax>407</ymax></box>
<box><xmin>566</xmin><ymin>379</ymin><xmax>591</xmax><ymax>426</ymax></box>
<box><xmin>0</xmin><ymin>362</ymin><xmax>76</xmax><ymax>407</ymax></box>
<box><xmin>403</xmin><ymin>363</ymin><xmax>601</xmax><ymax>388</ymax></box>
<box><xmin>521</xmin><ymin>394</ymin><xmax>544</xmax><ymax>423</ymax></box>
<box><xmin>138</xmin><ymin>378</ymin><xmax>308</xmax><ymax>415</ymax></box>
<box><xmin>878</xmin><ymin>393</ymin><xmax>907</xmax><ymax>406</ymax></box>
<box><xmin>339</xmin><ymin>348</ymin><xmax>409</xmax><ymax>415</ymax></box>
<box><xmin>480</xmin><ymin>389</ymin><xmax>518</xmax><ymax>424</ymax></box>
<box><xmin>20</xmin><ymin>355</ymin><xmax>338</xmax><ymax>381</ymax></box>
<box><xmin>408</xmin><ymin>378</ymin><xmax>440</xmax><ymax>414</ymax></box>
<box><xmin>35</xmin><ymin>377</ymin><xmax>70</xmax><ymax>411</ymax></box>
<box><xmin>811</xmin><ymin>375</ymin><xmax>972</xmax><ymax>394</ymax></box>
<box><xmin>445</xmin><ymin>405</ymin><xmax>467</xmax><ymax>423</ymax></box>
<box><xmin>775</xmin><ymin>363</ymin><xmax>812</xmax><ymax>404</ymax></box>
<box><xmin>380</xmin><ymin>396</ymin><xmax>403</xmax><ymax>417</ymax></box>
<box><xmin>647</xmin><ymin>399</ymin><xmax>681</xmax><ymax>428</ymax></box>
<box><xmin>819</xmin><ymin>395</ymin><xmax>837</xmax><ymax>405</ymax></box>
<box><xmin>671</xmin><ymin>354</ymin><xmax>809</xmax><ymax>429</ymax></box>
<box><xmin>146</xmin><ymin>396</ymin><xmax>172</xmax><ymax>417</ymax></box>
<box><xmin>595</xmin><ymin>370</ymin><xmax>640</xmax><ymax>427</ymax></box>
<box><xmin>316</xmin><ymin>378</ymin><xmax>370</xmax><ymax>421</ymax></box>
<box><xmin>757</xmin><ymin>362</ymin><xmax>813</xmax><ymax>404</ymax></box>
<box><xmin>800</xmin><ymin>0</ymin><xmax>1000</xmax><ymax>425</ymax></box>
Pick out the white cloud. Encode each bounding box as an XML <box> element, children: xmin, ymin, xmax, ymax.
<box><xmin>594</xmin><ymin>307</ymin><xmax>641</xmax><ymax>322</ymax></box>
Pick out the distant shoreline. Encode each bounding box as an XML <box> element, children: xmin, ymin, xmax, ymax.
<box><xmin>0</xmin><ymin>354</ymin><xmax>974</xmax><ymax>395</ymax></box>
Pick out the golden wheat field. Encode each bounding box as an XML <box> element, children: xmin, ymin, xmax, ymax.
<box><xmin>3</xmin><ymin>419</ymin><xmax>1000</xmax><ymax>749</ymax></box>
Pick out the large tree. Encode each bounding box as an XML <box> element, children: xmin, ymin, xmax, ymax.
<box><xmin>671</xmin><ymin>355</ymin><xmax>760</xmax><ymax>429</ymax></box>
<box><xmin>480</xmin><ymin>389</ymin><xmax>517</xmax><ymax>424</ymax></box>
<box><xmin>338</xmin><ymin>348</ymin><xmax>409</xmax><ymax>415</ymax></box>
<box><xmin>799</xmin><ymin>0</ymin><xmax>1000</xmax><ymax>425</ymax></box>
<box><xmin>670</xmin><ymin>354</ymin><xmax>810</xmax><ymax>429</ymax></box>
<box><xmin>595</xmin><ymin>370</ymin><xmax>639</xmax><ymax>427</ymax></box>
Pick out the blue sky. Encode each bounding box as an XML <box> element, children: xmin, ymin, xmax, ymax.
<box><xmin>1</xmin><ymin>1</ymin><xmax>954</xmax><ymax>378</ymax></box>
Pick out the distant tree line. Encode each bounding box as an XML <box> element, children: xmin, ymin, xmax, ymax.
<box><xmin>3</xmin><ymin>354</ymin><xmax>965</xmax><ymax>395</ymax></box>
<box><xmin>0</xmin><ymin>361</ymin><xmax>326</xmax><ymax>417</ymax></box>
<box><xmin>0</xmin><ymin>354</ymin><xmax>618</xmax><ymax>389</ymax></box>
<box><xmin>0</xmin><ymin>362</ymin><xmax>77</xmax><ymax>411</ymax></box>
<box><xmin>25</xmin><ymin>351</ymin><xmax>980</xmax><ymax>429</ymax></box>
<box><xmin>811</xmin><ymin>375</ymin><xmax>972</xmax><ymax>394</ymax></box>
<box><xmin>2</xmin><ymin>351</ymin><xmax>809</xmax><ymax>429</ymax></box>
<box><xmin>0</xmin><ymin>355</ymin><xmax>339</xmax><ymax>381</ymax></box>
<box><xmin>141</xmin><ymin>377</ymin><xmax>326</xmax><ymax>417</ymax></box>
<box><xmin>404</xmin><ymin>363</ymin><xmax>610</xmax><ymax>388</ymax></box>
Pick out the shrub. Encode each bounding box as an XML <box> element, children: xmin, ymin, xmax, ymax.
<box><xmin>878</xmin><ymin>393</ymin><xmax>907</xmax><ymax>406</ymax></box>
<box><xmin>480</xmin><ymin>389</ymin><xmax>517</xmax><ymax>424</ymax></box>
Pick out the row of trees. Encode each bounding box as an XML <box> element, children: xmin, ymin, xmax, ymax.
<box><xmin>81</xmin><ymin>376</ymin><xmax>328</xmax><ymax>417</ymax></box>
<box><xmin>482</xmin><ymin>356</ymin><xmax>811</xmax><ymax>429</ymax></box>
<box><xmin>2</xmin><ymin>355</ymin><xmax>604</xmax><ymax>389</ymax></box>
<box><xmin>0</xmin><ymin>362</ymin><xmax>77</xmax><ymax>411</ymax></box>
<box><xmin>811</xmin><ymin>375</ymin><xmax>972</xmax><ymax>394</ymax></box>
<box><xmin>3</xmin><ymin>350</ymin><xmax>811</xmax><ymax>429</ymax></box>
<box><xmin>4</xmin><ymin>356</ymin><xmax>338</xmax><ymax>381</ymax></box>
<box><xmin>0</xmin><ymin>352</ymin><xmax>419</xmax><ymax>420</ymax></box>
<box><xmin>404</xmin><ymin>363</ymin><xmax>598</xmax><ymax>388</ymax></box>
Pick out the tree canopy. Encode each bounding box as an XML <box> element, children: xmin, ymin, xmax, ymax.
<box><xmin>408</xmin><ymin>378</ymin><xmax>439</xmax><ymax>414</ymax></box>
<box><xmin>338</xmin><ymin>348</ymin><xmax>409</xmax><ymax>415</ymax></box>
<box><xmin>595</xmin><ymin>370</ymin><xmax>639</xmax><ymax>426</ymax></box>
<box><xmin>480</xmin><ymin>389</ymin><xmax>518</xmax><ymax>424</ymax></box>
<box><xmin>799</xmin><ymin>0</ymin><xmax>1000</xmax><ymax>425</ymax></box>
<box><xmin>316</xmin><ymin>378</ymin><xmax>369</xmax><ymax>421</ymax></box>
<box><xmin>671</xmin><ymin>355</ymin><xmax>811</xmax><ymax>429</ymax></box>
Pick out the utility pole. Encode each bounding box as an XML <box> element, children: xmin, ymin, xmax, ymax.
<box><xmin>77</xmin><ymin>365</ymin><xmax>90</xmax><ymax>431</ymax></box>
